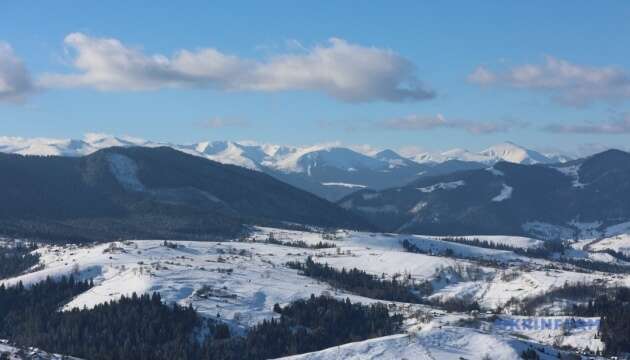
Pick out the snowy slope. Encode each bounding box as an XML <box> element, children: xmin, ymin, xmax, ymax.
<box><xmin>412</xmin><ymin>148</ymin><xmax>492</xmax><ymax>164</ymax></box>
<box><xmin>411</xmin><ymin>142</ymin><xmax>559</xmax><ymax>165</ymax></box>
<box><xmin>2</xmin><ymin>225</ymin><xmax>618</xmax><ymax>358</ymax></box>
<box><xmin>279</xmin><ymin>325</ymin><xmax>592</xmax><ymax>360</ymax></box>
<box><xmin>0</xmin><ymin>340</ymin><xmax>81</xmax><ymax>360</ymax></box>
<box><xmin>480</xmin><ymin>142</ymin><xmax>552</xmax><ymax>165</ymax></box>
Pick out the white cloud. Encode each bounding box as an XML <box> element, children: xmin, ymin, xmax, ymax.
<box><xmin>468</xmin><ymin>56</ymin><xmax>630</xmax><ymax>106</ymax></box>
<box><xmin>544</xmin><ymin>113</ymin><xmax>630</xmax><ymax>134</ymax></box>
<box><xmin>197</xmin><ymin>117</ymin><xmax>249</xmax><ymax>129</ymax></box>
<box><xmin>467</xmin><ymin>66</ymin><xmax>497</xmax><ymax>85</ymax></box>
<box><xmin>0</xmin><ymin>42</ymin><xmax>35</xmax><ymax>102</ymax></box>
<box><xmin>378</xmin><ymin>114</ymin><xmax>524</xmax><ymax>134</ymax></box>
<box><xmin>40</xmin><ymin>33</ymin><xmax>435</xmax><ymax>103</ymax></box>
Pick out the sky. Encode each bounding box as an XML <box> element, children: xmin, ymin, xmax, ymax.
<box><xmin>1</xmin><ymin>1</ymin><xmax>629</xmax><ymax>155</ymax></box>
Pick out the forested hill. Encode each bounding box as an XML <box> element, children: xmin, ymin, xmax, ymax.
<box><xmin>0</xmin><ymin>146</ymin><xmax>372</xmax><ymax>242</ymax></box>
<box><xmin>340</xmin><ymin>149</ymin><xmax>630</xmax><ymax>237</ymax></box>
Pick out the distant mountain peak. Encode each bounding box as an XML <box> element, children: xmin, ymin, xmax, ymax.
<box><xmin>480</xmin><ymin>142</ymin><xmax>551</xmax><ymax>165</ymax></box>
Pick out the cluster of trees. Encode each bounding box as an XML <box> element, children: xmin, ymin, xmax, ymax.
<box><xmin>501</xmin><ymin>282</ymin><xmax>609</xmax><ymax>316</ymax></box>
<box><xmin>200</xmin><ymin>294</ymin><xmax>402</xmax><ymax>359</ymax></box>
<box><xmin>0</xmin><ymin>276</ymin><xmax>205</xmax><ymax>360</ymax></box>
<box><xmin>0</xmin><ymin>243</ymin><xmax>39</xmax><ymax>279</ymax></box>
<box><xmin>402</xmin><ymin>238</ymin><xmax>630</xmax><ymax>275</ymax></box>
<box><xmin>400</xmin><ymin>239</ymin><xmax>510</xmax><ymax>269</ymax></box>
<box><xmin>429</xmin><ymin>297</ymin><xmax>480</xmax><ymax>313</ymax></box>
<box><xmin>264</xmin><ymin>233</ymin><xmax>336</xmax><ymax>249</ymax></box>
<box><xmin>287</xmin><ymin>257</ymin><xmax>431</xmax><ymax>303</ymax></box>
<box><xmin>570</xmin><ymin>288</ymin><xmax>630</xmax><ymax>355</ymax></box>
<box><xmin>437</xmin><ymin>236</ymin><xmax>566</xmax><ymax>258</ymax></box>
<box><xmin>591</xmin><ymin>248</ymin><xmax>630</xmax><ymax>262</ymax></box>
<box><xmin>501</xmin><ymin>283</ymin><xmax>630</xmax><ymax>356</ymax></box>
<box><xmin>0</xmin><ymin>276</ymin><xmax>403</xmax><ymax>360</ymax></box>
<box><xmin>560</xmin><ymin>257</ymin><xmax>630</xmax><ymax>274</ymax></box>
<box><xmin>0</xmin><ymin>276</ymin><xmax>93</xmax><ymax>339</ymax></box>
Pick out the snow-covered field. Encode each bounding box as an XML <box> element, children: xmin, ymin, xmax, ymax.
<box><xmin>0</xmin><ymin>340</ymin><xmax>81</xmax><ymax>360</ymax></box>
<box><xmin>4</xmin><ymin>224</ymin><xmax>630</xmax><ymax>358</ymax></box>
<box><xmin>278</xmin><ymin>324</ymin><xmax>599</xmax><ymax>360</ymax></box>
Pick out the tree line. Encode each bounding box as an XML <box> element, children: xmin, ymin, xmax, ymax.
<box><xmin>0</xmin><ymin>243</ymin><xmax>40</xmax><ymax>280</ymax></box>
<box><xmin>0</xmin><ymin>276</ymin><xmax>402</xmax><ymax>360</ymax></box>
<box><xmin>287</xmin><ymin>256</ymin><xmax>432</xmax><ymax>303</ymax></box>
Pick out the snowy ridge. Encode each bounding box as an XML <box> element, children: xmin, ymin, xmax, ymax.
<box><xmin>412</xmin><ymin>142</ymin><xmax>567</xmax><ymax>165</ymax></box>
<box><xmin>0</xmin><ymin>135</ymin><xmax>569</xmax><ymax>174</ymax></box>
<box><xmin>480</xmin><ymin>142</ymin><xmax>551</xmax><ymax>165</ymax></box>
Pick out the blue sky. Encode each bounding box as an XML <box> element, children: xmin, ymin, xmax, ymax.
<box><xmin>1</xmin><ymin>1</ymin><xmax>629</xmax><ymax>154</ymax></box>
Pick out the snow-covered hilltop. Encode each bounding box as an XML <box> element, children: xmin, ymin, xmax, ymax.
<box><xmin>3</xmin><ymin>224</ymin><xmax>624</xmax><ymax>359</ymax></box>
<box><xmin>411</xmin><ymin>141</ymin><xmax>566</xmax><ymax>165</ymax></box>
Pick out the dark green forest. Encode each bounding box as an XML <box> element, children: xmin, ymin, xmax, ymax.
<box><xmin>0</xmin><ymin>277</ymin><xmax>402</xmax><ymax>360</ymax></box>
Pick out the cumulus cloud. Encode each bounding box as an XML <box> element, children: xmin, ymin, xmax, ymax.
<box><xmin>39</xmin><ymin>33</ymin><xmax>435</xmax><ymax>103</ymax></box>
<box><xmin>543</xmin><ymin>114</ymin><xmax>630</xmax><ymax>134</ymax></box>
<box><xmin>378</xmin><ymin>114</ymin><xmax>525</xmax><ymax>134</ymax></box>
<box><xmin>468</xmin><ymin>56</ymin><xmax>630</xmax><ymax>106</ymax></box>
<box><xmin>0</xmin><ymin>42</ymin><xmax>35</xmax><ymax>102</ymax></box>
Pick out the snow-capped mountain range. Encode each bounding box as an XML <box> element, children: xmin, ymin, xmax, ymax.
<box><xmin>410</xmin><ymin>142</ymin><xmax>567</xmax><ymax>165</ymax></box>
<box><xmin>0</xmin><ymin>134</ymin><xmax>572</xmax><ymax>201</ymax></box>
<box><xmin>0</xmin><ymin>134</ymin><xmax>568</xmax><ymax>169</ymax></box>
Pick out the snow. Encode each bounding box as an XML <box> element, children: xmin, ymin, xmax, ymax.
<box><xmin>107</xmin><ymin>153</ymin><xmax>145</xmax><ymax>192</ymax></box>
<box><xmin>480</xmin><ymin>142</ymin><xmax>551</xmax><ymax>165</ymax></box>
<box><xmin>411</xmin><ymin>142</ymin><xmax>553</xmax><ymax>165</ymax></box>
<box><xmin>417</xmin><ymin>180</ymin><xmax>465</xmax><ymax>193</ymax></box>
<box><xmin>590</xmin><ymin>234</ymin><xmax>630</xmax><ymax>255</ymax></box>
<box><xmin>1</xmin><ymin>238</ymin><xmax>379</xmax><ymax>331</ymax></box>
<box><xmin>321</xmin><ymin>182</ymin><xmax>367</xmax><ymax>189</ymax></box>
<box><xmin>197</xmin><ymin>141</ymin><xmax>266</xmax><ymax>170</ymax></box>
<box><xmin>412</xmin><ymin>148</ymin><xmax>493</xmax><ymax>164</ymax></box>
<box><xmin>2</xmin><ymin>225</ymin><xmax>622</xmax><ymax>358</ymax></box>
<box><xmin>0</xmin><ymin>340</ymin><xmax>81</xmax><ymax>359</ymax></box>
<box><xmin>409</xmin><ymin>201</ymin><xmax>427</xmax><ymax>214</ymax></box>
<box><xmin>553</xmin><ymin>164</ymin><xmax>586</xmax><ymax>188</ymax></box>
<box><xmin>279</xmin><ymin>325</ymin><xmax>575</xmax><ymax>360</ymax></box>
<box><xmin>493</xmin><ymin>316</ymin><xmax>603</xmax><ymax>352</ymax></box>
<box><xmin>374</xmin><ymin>149</ymin><xmax>413</xmax><ymax>168</ymax></box>
<box><xmin>486</xmin><ymin>167</ymin><xmax>504</xmax><ymax>176</ymax></box>
<box><xmin>492</xmin><ymin>184</ymin><xmax>513</xmax><ymax>202</ymax></box>
<box><xmin>0</xmin><ymin>135</ymin><xmax>565</xmax><ymax>177</ymax></box>
<box><xmin>430</xmin><ymin>235</ymin><xmax>544</xmax><ymax>250</ymax></box>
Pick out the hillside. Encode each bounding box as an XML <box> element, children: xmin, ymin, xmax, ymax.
<box><xmin>0</xmin><ymin>147</ymin><xmax>371</xmax><ymax>242</ymax></box>
<box><xmin>340</xmin><ymin>149</ymin><xmax>630</xmax><ymax>237</ymax></box>
<box><xmin>3</xmin><ymin>136</ymin><xmax>562</xmax><ymax>201</ymax></box>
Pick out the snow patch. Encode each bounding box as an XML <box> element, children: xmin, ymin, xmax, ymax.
<box><xmin>486</xmin><ymin>167</ymin><xmax>504</xmax><ymax>176</ymax></box>
<box><xmin>417</xmin><ymin>180</ymin><xmax>465</xmax><ymax>193</ymax></box>
<box><xmin>554</xmin><ymin>164</ymin><xmax>586</xmax><ymax>188</ymax></box>
<box><xmin>321</xmin><ymin>182</ymin><xmax>367</xmax><ymax>189</ymax></box>
<box><xmin>492</xmin><ymin>184</ymin><xmax>513</xmax><ymax>202</ymax></box>
<box><xmin>107</xmin><ymin>154</ymin><xmax>145</xmax><ymax>192</ymax></box>
<box><xmin>409</xmin><ymin>201</ymin><xmax>428</xmax><ymax>214</ymax></box>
